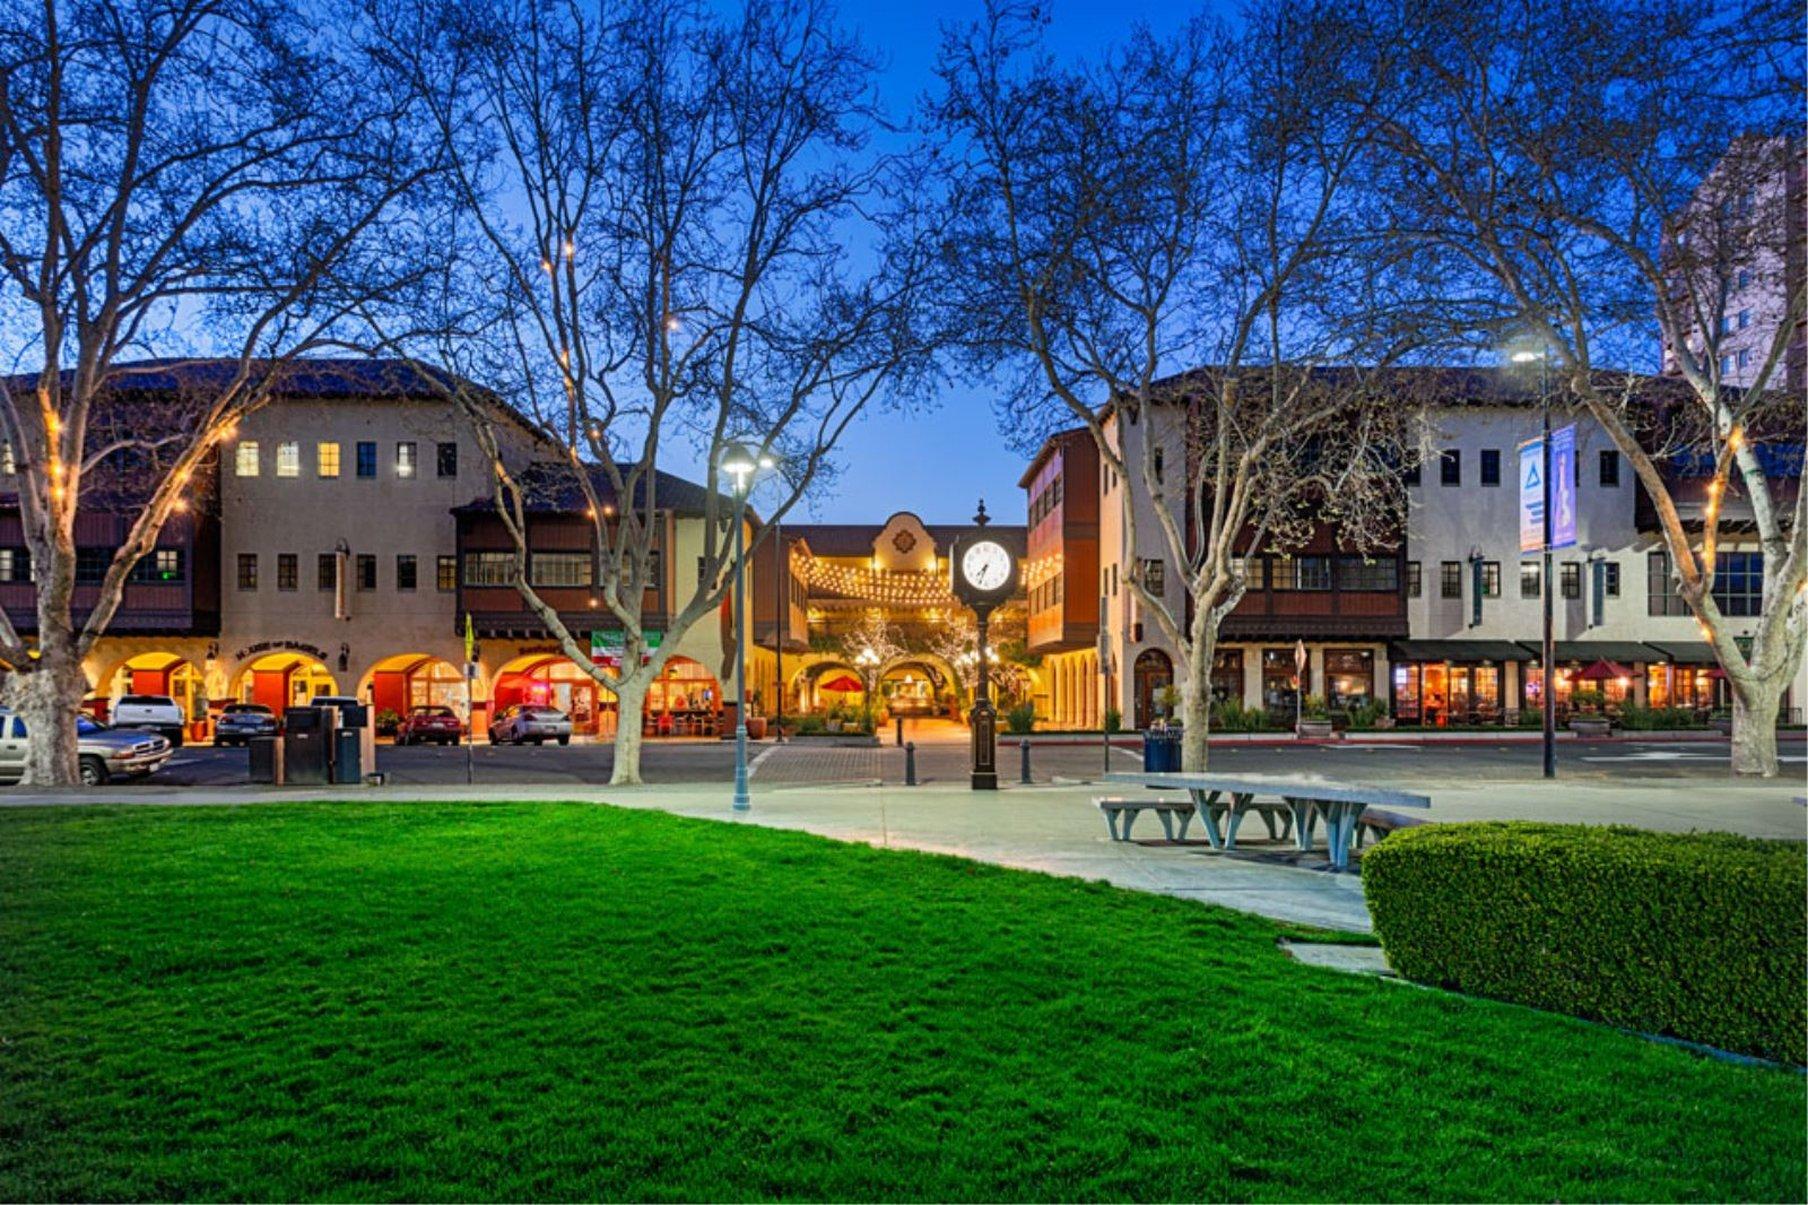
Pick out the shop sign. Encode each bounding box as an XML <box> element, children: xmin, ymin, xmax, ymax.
<box><xmin>590</xmin><ymin>629</ymin><xmax>662</xmax><ymax>669</ymax></box>
<box><xmin>1550</xmin><ymin>424</ymin><xmax>1578</xmax><ymax>549</ymax></box>
<box><xmin>233</xmin><ymin>640</ymin><xmax>331</xmax><ymax>662</ymax></box>
<box><xmin>1518</xmin><ymin>437</ymin><xmax>1544</xmax><ymax>553</ymax></box>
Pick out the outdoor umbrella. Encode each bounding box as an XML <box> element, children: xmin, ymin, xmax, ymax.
<box><xmin>819</xmin><ymin>674</ymin><xmax>864</xmax><ymax>693</ymax></box>
<box><xmin>1573</xmin><ymin>659</ymin><xmax>1632</xmax><ymax>683</ymax></box>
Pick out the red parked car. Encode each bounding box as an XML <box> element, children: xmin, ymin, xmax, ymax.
<box><xmin>394</xmin><ymin>706</ymin><xmax>464</xmax><ymax>746</ymax></box>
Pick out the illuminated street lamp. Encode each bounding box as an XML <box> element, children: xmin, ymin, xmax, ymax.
<box><xmin>720</xmin><ymin>441</ymin><xmax>775</xmax><ymax>813</ymax></box>
<box><xmin>855</xmin><ymin>646</ymin><xmax>881</xmax><ymax>728</ymax></box>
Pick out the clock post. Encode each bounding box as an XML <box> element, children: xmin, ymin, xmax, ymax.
<box><xmin>950</xmin><ymin>501</ymin><xmax>1019</xmax><ymax>792</ymax></box>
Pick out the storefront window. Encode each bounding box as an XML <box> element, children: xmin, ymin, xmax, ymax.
<box><xmin>1392</xmin><ymin>664</ymin><xmax>1421</xmax><ymax>722</ymax></box>
<box><xmin>1210</xmin><ymin>649</ymin><xmax>1243</xmax><ymax>704</ymax></box>
<box><xmin>1324</xmin><ymin>649</ymin><xmax>1373</xmax><ymax>709</ymax></box>
<box><xmin>1261</xmin><ymin>648</ymin><xmax>1306</xmax><ymax>711</ymax></box>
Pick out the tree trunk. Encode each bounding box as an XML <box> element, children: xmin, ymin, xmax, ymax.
<box><xmin>609</xmin><ymin>674</ymin><xmax>649</xmax><ymax>786</ymax></box>
<box><xmin>1180</xmin><ymin>635</ymin><xmax>1214</xmax><ymax>772</ymax></box>
<box><xmin>1729</xmin><ymin>681</ymin><xmax>1782</xmax><ymax>778</ymax></box>
<box><xmin>11</xmin><ymin>625</ymin><xmax>86</xmax><ymax>786</ymax></box>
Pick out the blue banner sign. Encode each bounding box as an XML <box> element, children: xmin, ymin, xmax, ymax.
<box><xmin>1551</xmin><ymin>424</ymin><xmax>1578</xmax><ymax>549</ymax></box>
<box><xmin>1518</xmin><ymin>438</ymin><xmax>1544</xmax><ymax>553</ymax></box>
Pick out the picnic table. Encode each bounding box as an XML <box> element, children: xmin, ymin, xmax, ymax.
<box><xmin>1103</xmin><ymin>772</ymin><xmax>1432</xmax><ymax>871</ymax></box>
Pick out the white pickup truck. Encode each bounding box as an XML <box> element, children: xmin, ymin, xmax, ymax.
<box><xmin>110</xmin><ymin>694</ymin><xmax>188</xmax><ymax>746</ymax></box>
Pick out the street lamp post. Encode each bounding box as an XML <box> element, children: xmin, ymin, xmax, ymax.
<box><xmin>856</xmin><ymin>646</ymin><xmax>880</xmax><ymax>731</ymax></box>
<box><xmin>1513</xmin><ymin>348</ymin><xmax>1557</xmax><ymax>779</ymax></box>
<box><xmin>720</xmin><ymin>441</ymin><xmax>774</xmax><ymax>812</ymax></box>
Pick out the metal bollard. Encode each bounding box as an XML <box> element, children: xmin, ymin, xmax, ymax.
<box><xmin>905</xmin><ymin>741</ymin><xmax>917</xmax><ymax>786</ymax></box>
<box><xmin>1020</xmin><ymin>738</ymin><xmax>1032</xmax><ymax>784</ymax></box>
<box><xmin>896</xmin><ymin>715</ymin><xmax>904</xmax><ymax>747</ymax></box>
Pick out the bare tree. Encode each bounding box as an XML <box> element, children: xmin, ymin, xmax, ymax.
<box><xmin>1373</xmin><ymin>0</ymin><xmax>1805</xmax><ymax>775</ymax></box>
<box><xmin>372</xmin><ymin>0</ymin><xmax>940</xmax><ymax>784</ymax></box>
<box><xmin>928</xmin><ymin>0</ymin><xmax>1420</xmax><ymax>769</ymax></box>
<box><xmin>0</xmin><ymin>0</ymin><xmax>438</xmax><ymax>783</ymax></box>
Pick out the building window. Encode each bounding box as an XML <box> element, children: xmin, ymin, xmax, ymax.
<box><xmin>235</xmin><ymin>441</ymin><xmax>260</xmax><ymax>477</ymax></box>
<box><xmin>0</xmin><ymin>547</ymin><xmax>28</xmax><ymax>582</ymax></box>
<box><xmin>277</xmin><ymin>553</ymin><xmax>298</xmax><ymax>591</ymax></box>
<box><xmin>1480</xmin><ymin>561</ymin><xmax>1501</xmax><ymax>597</ymax></box>
<box><xmin>1298</xmin><ymin>556</ymin><xmax>1332</xmax><ymax>591</ymax></box>
<box><xmin>276</xmin><ymin>441</ymin><xmax>300</xmax><ymax>478</ymax></box>
<box><xmin>1713</xmin><ymin>551</ymin><xmax>1763</xmax><ymax>616</ymax></box>
<box><xmin>396</xmin><ymin>554</ymin><xmax>417</xmax><ymax>591</ymax></box>
<box><xmin>0</xmin><ymin>441</ymin><xmax>15</xmax><ymax>474</ymax></box>
<box><xmin>1520</xmin><ymin>562</ymin><xmax>1541</xmax><ymax>598</ymax></box>
<box><xmin>1403</xmin><ymin>460</ymin><xmax>1420</xmax><ymax>487</ymax></box>
<box><xmin>75</xmin><ymin>547</ymin><xmax>109</xmax><ymax>583</ymax></box>
<box><xmin>1719</xmin><ymin>354</ymin><xmax>1734</xmax><ymax>376</ymax></box>
<box><xmin>1151</xmin><ymin>447</ymin><xmax>1164</xmax><ymax>485</ymax></box>
<box><xmin>437</xmin><ymin>442</ymin><xmax>458</xmax><ymax>478</ymax></box>
<box><xmin>129</xmin><ymin>548</ymin><xmax>185</xmax><ymax>584</ymax></box>
<box><xmin>464</xmin><ymin>551</ymin><xmax>514</xmax><ymax>586</ymax></box>
<box><xmin>1439</xmin><ymin>561</ymin><xmax>1462</xmax><ymax>599</ymax></box>
<box><xmin>1337</xmin><ymin>556</ymin><xmax>1398</xmax><ymax>592</ymax></box>
<box><xmin>1599</xmin><ymin>449</ymin><xmax>1620</xmax><ymax>487</ymax></box>
<box><xmin>1261</xmin><ymin>648</ymin><xmax>1309</xmax><ymax>711</ymax></box>
<box><xmin>317</xmin><ymin>442</ymin><xmax>341</xmax><ymax>478</ymax></box>
<box><xmin>395</xmin><ymin>442</ymin><xmax>417</xmax><ymax>479</ymax></box>
<box><xmin>1647</xmin><ymin>551</ymin><xmax>1687</xmax><ymax>616</ymax></box>
<box><xmin>1439</xmin><ymin>450</ymin><xmax>1461</xmax><ymax>486</ymax></box>
<box><xmin>1405</xmin><ymin>560</ymin><xmax>1421</xmax><ymax>598</ymax></box>
<box><xmin>1480</xmin><ymin>449</ymin><xmax>1501</xmax><ymax>486</ymax></box>
<box><xmin>1737</xmin><ymin>308</ymin><xmax>1750</xmax><ymax>329</ymax></box>
<box><xmin>356</xmin><ymin>553</ymin><xmax>376</xmax><ymax>591</ymax></box>
<box><xmin>437</xmin><ymin>555</ymin><xmax>457</xmax><ymax>592</ymax></box>
<box><xmin>531</xmin><ymin>552</ymin><xmax>593</xmax><ymax>588</ymax></box>
<box><xmin>1603</xmin><ymin>562</ymin><xmax>1621</xmax><ymax>598</ymax></box>
<box><xmin>318</xmin><ymin>553</ymin><xmax>337</xmax><ymax>591</ymax></box>
<box><xmin>1141</xmin><ymin>559</ymin><xmax>1164</xmax><ymax>597</ymax></box>
<box><xmin>1561</xmin><ymin>563</ymin><xmax>1581</xmax><ymax>599</ymax></box>
<box><xmin>237</xmin><ymin>553</ymin><xmax>258</xmax><ymax>590</ymax></box>
<box><xmin>1324</xmin><ymin>649</ymin><xmax>1374</xmax><ymax>709</ymax></box>
<box><xmin>356</xmin><ymin>441</ymin><xmax>377</xmax><ymax>478</ymax></box>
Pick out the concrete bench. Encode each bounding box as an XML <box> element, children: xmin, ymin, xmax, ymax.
<box><xmin>1095</xmin><ymin>795</ymin><xmax>1296</xmax><ymax>844</ymax></box>
<box><xmin>1096</xmin><ymin>797</ymin><xmax>1196</xmax><ymax>842</ymax></box>
<box><xmin>1105</xmin><ymin>772</ymin><xmax>1432</xmax><ymax>871</ymax></box>
<box><xmin>1354</xmin><ymin>807</ymin><xmax>1431</xmax><ymax>848</ymax></box>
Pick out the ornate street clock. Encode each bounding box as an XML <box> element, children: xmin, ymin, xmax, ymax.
<box><xmin>950</xmin><ymin>501</ymin><xmax>1019</xmax><ymax>790</ymax></box>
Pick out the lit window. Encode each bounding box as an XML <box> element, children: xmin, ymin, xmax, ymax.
<box><xmin>235</xmin><ymin>441</ymin><xmax>260</xmax><ymax>477</ymax></box>
<box><xmin>464</xmin><ymin>552</ymin><xmax>514</xmax><ymax>586</ymax></box>
<box><xmin>0</xmin><ymin>548</ymin><xmax>30</xmax><ymax>582</ymax></box>
<box><xmin>276</xmin><ymin>441</ymin><xmax>300</xmax><ymax>478</ymax></box>
<box><xmin>1480</xmin><ymin>562</ymin><xmax>1501</xmax><ymax>597</ymax></box>
<box><xmin>0</xmin><ymin>441</ymin><xmax>14</xmax><ymax>474</ymax></box>
<box><xmin>396</xmin><ymin>442</ymin><xmax>417</xmax><ymax>479</ymax></box>
<box><xmin>437</xmin><ymin>555</ymin><xmax>457</xmax><ymax>593</ymax></box>
<box><xmin>317</xmin><ymin>442</ymin><xmax>341</xmax><ymax>478</ymax></box>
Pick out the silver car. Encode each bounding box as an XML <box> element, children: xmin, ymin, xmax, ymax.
<box><xmin>0</xmin><ymin>708</ymin><xmax>174</xmax><ymax>786</ymax></box>
<box><xmin>487</xmin><ymin>704</ymin><xmax>573</xmax><ymax>746</ymax></box>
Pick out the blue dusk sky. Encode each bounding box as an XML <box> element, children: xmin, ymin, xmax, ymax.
<box><xmin>774</xmin><ymin>0</ymin><xmax>1203</xmax><ymax>524</ymax></box>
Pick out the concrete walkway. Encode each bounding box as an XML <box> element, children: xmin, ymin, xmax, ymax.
<box><xmin>5</xmin><ymin>773</ymin><xmax>1802</xmax><ymax>934</ymax></box>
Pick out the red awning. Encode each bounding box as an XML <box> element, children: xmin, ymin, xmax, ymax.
<box><xmin>819</xmin><ymin>674</ymin><xmax>864</xmax><ymax>692</ymax></box>
<box><xmin>1573</xmin><ymin>659</ymin><xmax>1633</xmax><ymax>682</ymax></box>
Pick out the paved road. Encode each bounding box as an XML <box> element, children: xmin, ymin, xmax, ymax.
<box><xmin>137</xmin><ymin>731</ymin><xmax>1806</xmax><ymax>790</ymax></box>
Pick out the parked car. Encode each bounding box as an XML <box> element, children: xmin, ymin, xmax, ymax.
<box><xmin>0</xmin><ymin>709</ymin><xmax>173</xmax><ymax>786</ymax></box>
<box><xmin>214</xmin><ymin>702</ymin><xmax>280</xmax><ymax>746</ymax></box>
<box><xmin>488</xmin><ymin>704</ymin><xmax>572</xmax><ymax>746</ymax></box>
<box><xmin>110</xmin><ymin>694</ymin><xmax>187</xmax><ymax>746</ymax></box>
<box><xmin>395</xmin><ymin>706</ymin><xmax>464</xmax><ymax>746</ymax></box>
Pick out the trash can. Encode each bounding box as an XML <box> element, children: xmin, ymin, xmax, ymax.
<box><xmin>1142</xmin><ymin>729</ymin><xmax>1181</xmax><ymax>773</ymax></box>
<box><xmin>332</xmin><ymin>728</ymin><xmax>363</xmax><ymax>784</ymax></box>
<box><xmin>283</xmin><ymin>706</ymin><xmax>332</xmax><ymax>785</ymax></box>
<box><xmin>249</xmin><ymin>735</ymin><xmax>284</xmax><ymax>785</ymax></box>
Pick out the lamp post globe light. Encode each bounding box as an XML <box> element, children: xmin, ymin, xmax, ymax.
<box><xmin>720</xmin><ymin>441</ymin><xmax>774</xmax><ymax>813</ymax></box>
<box><xmin>1509</xmin><ymin>344</ymin><xmax>1557</xmax><ymax>781</ymax></box>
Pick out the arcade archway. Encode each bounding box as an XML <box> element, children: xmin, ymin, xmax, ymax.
<box><xmin>360</xmin><ymin>654</ymin><xmax>465</xmax><ymax>723</ymax></box>
<box><xmin>233</xmin><ymin>653</ymin><xmax>339</xmax><ymax>714</ymax></box>
<box><xmin>90</xmin><ymin>651</ymin><xmax>207</xmax><ymax>730</ymax></box>
<box><xmin>492</xmin><ymin>654</ymin><xmax>615</xmax><ymax>737</ymax></box>
<box><xmin>1133</xmin><ymin>648</ymin><xmax>1173</xmax><ymax>730</ymax></box>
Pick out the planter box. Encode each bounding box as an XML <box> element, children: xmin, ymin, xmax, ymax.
<box><xmin>745</xmin><ymin>717</ymin><xmax>767</xmax><ymax>740</ymax></box>
<box><xmin>1569</xmin><ymin>718</ymin><xmax>1613</xmax><ymax>737</ymax></box>
<box><xmin>1296</xmin><ymin>720</ymin><xmax>1334</xmax><ymax>739</ymax></box>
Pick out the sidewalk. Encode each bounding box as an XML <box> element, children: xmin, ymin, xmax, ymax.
<box><xmin>5</xmin><ymin>773</ymin><xmax>1802</xmax><ymax>934</ymax></box>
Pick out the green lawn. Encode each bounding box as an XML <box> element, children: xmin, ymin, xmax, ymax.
<box><xmin>1</xmin><ymin>803</ymin><xmax>1801</xmax><ymax>1202</ymax></box>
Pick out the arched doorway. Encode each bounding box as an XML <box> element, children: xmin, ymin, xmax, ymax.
<box><xmin>235</xmin><ymin>653</ymin><xmax>339</xmax><ymax>714</ymax></box>
<box><xmin>646</xmin><ymin>655</ymin><xmax>723</xmax><ymax>737</ymax></box>
<box><xmin>1133</xmin><ymin>648</ymin><xmax>1173</xmax><ymax>730</ymax></box>
<box><xmin>493</xmin><ymin>654</ymin><xmax>614</xmax><ymax>738</ymax></box>
<box><xmin>878</xmin><ymin>659</ymin><xmax>947</xmax><ymax>717</ymax></box>
<box><xmin>361</xmin><ymin>654</ymin><xmax>465</xmax><ymax>733</ymax></box>
<box><xmin>797</xmin><ymin>660</ymin><xmax>864</xmax><ymax>715</ymax></box>
<box><xmin>92</xmin><ymin>652</ymin><xmax>207</xmax><ymax>736</ymax></box>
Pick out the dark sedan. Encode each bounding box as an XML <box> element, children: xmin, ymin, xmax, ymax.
<box><xmin>214</xmin><ymin>703</ymin><xmax>280</xmax><ymax>746</ymax></box>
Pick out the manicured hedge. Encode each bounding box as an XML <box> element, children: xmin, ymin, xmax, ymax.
<box><xmin>1362</xmin><ymin>822</ymin><xmax>1806</xmax><ymax>1064</ymax></box>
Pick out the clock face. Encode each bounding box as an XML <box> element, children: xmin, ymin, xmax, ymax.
<box><xmin>961</xmin><ymin>540</ymin><xmax>1012</xmax><ymax>592</ymax></box>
